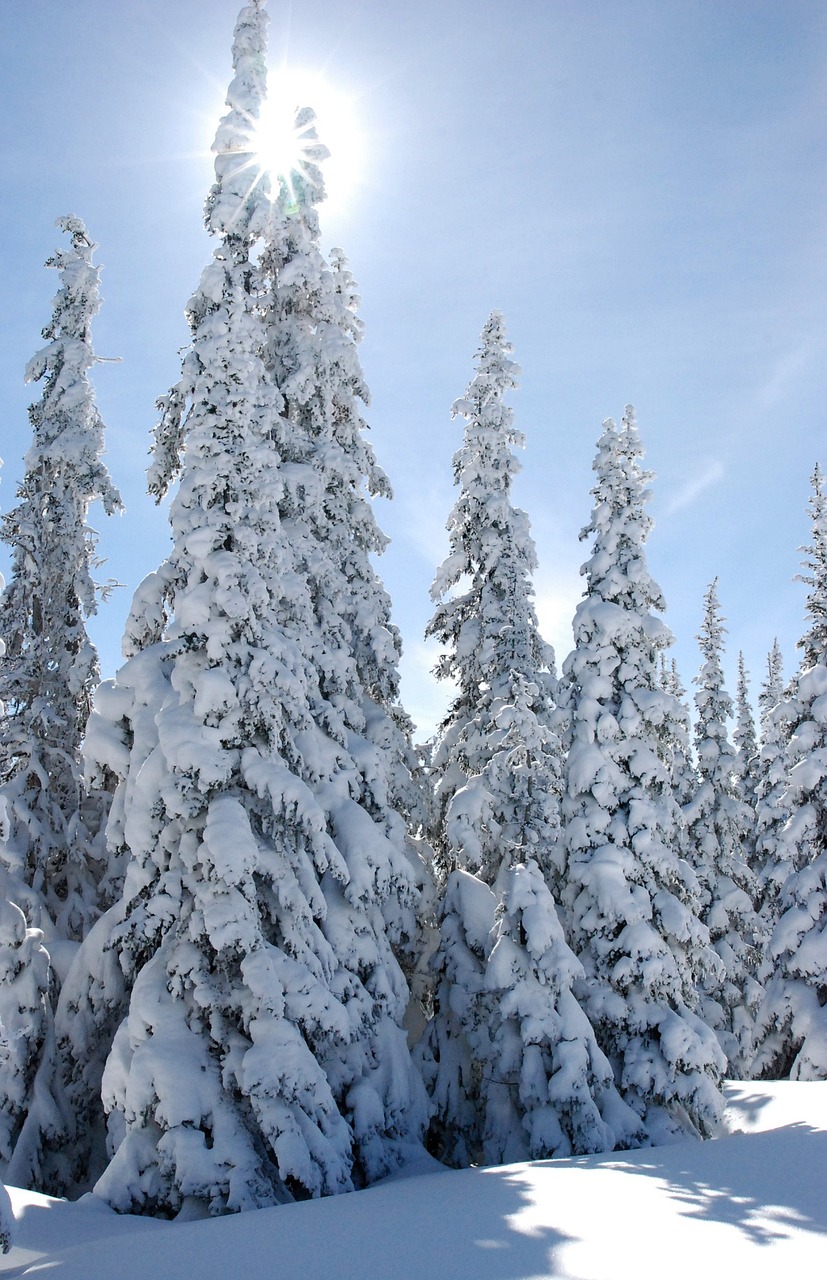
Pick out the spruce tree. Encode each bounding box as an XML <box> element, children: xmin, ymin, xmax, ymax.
<box><xmin>560</xmin><ymin>409</ymin><xmax>724</xmax><ymax>1142</ymax></box>
<box><xmin>0</xmin><ymin>898</ymin><xmax>59</xmax><ymax>1188</ymax></box>
<box><xmin>754</xmin><ymin>467</ymin><xmax>827</xmax><ymax>1078</ymax></box>
<box><xmin>58</xmin><ymin>0</ymin><xmax>426</xmax><ymax>1215</ymax></box>
<box><xmin>0</xmin><ymin>217</ymin><xmax>122</xmax><ymax>943</ymax></box>
<box><xmin>259</xmin><ymin>135</ymin><xmax>428</xmax><ymax>967</ymax></box>
<box><xmin>753</xmin><ymin>639</ymin><xmax>793</xmax><ymax>928</ymax></box>
<box><xmin>733</xmin><ymin>652</ymin><xmax>760</xmax><ymax>814</ymax></box>
<box><xmin>0</xmin><ymin>557</ymin><xmax>58</xmax><ymax>1193</ymax></box>
<box><xmin>658</xmin><ymin>656</ymin><xmax>697</xmax><ymax>810</ymax></box>
<box><xmin>684</xmin><ymin>581</ymin><xmax>763</xmax><ymax>1077</ymax></box>
<box><xmin>424</xmin><ymin>313</ymin><xmax>558</xmax><ymax>878</ymax></box>
<box><xmin>418</xmin><ymin>317</ymin><xmax>633</xmax><ymax>1167</ymax></box>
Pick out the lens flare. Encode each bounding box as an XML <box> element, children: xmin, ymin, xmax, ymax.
<box><xmin>251</xmin><ymin>71</ymin><xmax>364</xmax><ymax>214</ymax></box>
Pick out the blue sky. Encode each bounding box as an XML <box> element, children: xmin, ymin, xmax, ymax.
<box><xmin>1</xmin><ymin>0</ymin><xmax>826</xmax><ymax>737</ymax></box>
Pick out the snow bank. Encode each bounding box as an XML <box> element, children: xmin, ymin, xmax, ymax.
<box><xmin>2</xmin><ymin>1082</ymin><xmax>824</xmax><ymax>1279</ymax></box>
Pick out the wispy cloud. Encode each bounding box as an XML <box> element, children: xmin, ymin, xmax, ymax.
<box><xmin>663</xmin><ymin>459</ymin><xmax>725</xmax><ymax>517</ymax></box>
<box><xmin>756</xmin><ymin>341</ymin><xmax>816</xmax><ymax>411</ymax></box>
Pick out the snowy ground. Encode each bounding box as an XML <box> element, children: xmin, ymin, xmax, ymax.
<box><xmin>2</xmin><ymin>1082</ymin><xmax>824</xmax><ymax>1279</ymax></box>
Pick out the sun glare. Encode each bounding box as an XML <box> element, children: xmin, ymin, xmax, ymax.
<box><xmin>252</xmin><ymin>71</ymin><xmax>364</xmax><ymax>215</ymax></box>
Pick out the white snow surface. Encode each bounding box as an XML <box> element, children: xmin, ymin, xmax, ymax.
<box><xmin>2</xmin><ymin>1081</ymin><xmax>824</xmax><ymax>1279</ymax></box>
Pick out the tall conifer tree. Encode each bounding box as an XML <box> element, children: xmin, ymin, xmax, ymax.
<box><xmin>684</xmin><ymin>582</ymin><xmax>763</xmax><ymax>1077</ymax></box>
<box><xmin>0</xmin><ymin>218</ymin><xmax>122</xmax><ymax>942</ymax></box>
<box><xmin>734</xmin><ymin>652</ymin><xmax>760</xmax><ymax>815</ymax></box>
<box><xmin>753</xmin><ymin>640</ymin><xmax>793</xmax><ymax>929</ymax></box>
<box><xmin>754</xmin><ymin>467</ymin><xmax>827</xmax><ymax>1078</ymax></box>
<box><xmin>560</xmin><ymin>410</ymin><xmax>724</xmax><ymax>1142</ymax></box>
<box><xmin>418</xmin><ymin>317</ymin><xmax>631</xmax><ymax>1167</ymax></box>
<box><xmin>58</xmin><ymin>0</ymin><xmax>426</xmax><ymax>1214</ymax></box>
<box><xmin>0</xmin><ymin>220</ymin><xmax>120</xmax><ymax>1190</ymax></box>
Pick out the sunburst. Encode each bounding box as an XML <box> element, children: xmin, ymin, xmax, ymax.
<box><xmin>251</xmin><ymin>71</ymin><xmax>364</xmax><ymax>214</ymax></box>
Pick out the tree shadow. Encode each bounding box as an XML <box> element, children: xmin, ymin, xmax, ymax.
<box><xmin>0</xmin><ymin>1166</ymin><xmax>576</xmax><ymax>1280</ymax></box>
<box><xmin>0</xmin><ymin>1190</ymin><xmax>169</xmax><ymax>1278</ymax></box>
<box><xmin>596</xmin><ymin>1123</ymin><xmax>827</xmax><ymax>1248</ymax></box>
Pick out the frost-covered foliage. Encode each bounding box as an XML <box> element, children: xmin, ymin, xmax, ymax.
<box><xmin>425</xmin><ymin>313</ymin><xmax>559</xmax><ymax>881</ymax></box>
<box><xmin>56</xmin><ymin>0</ymin><xmax>426</xmax><ymax>1216</ymax></box>
<box><xmin>0</xmin><ymin>218</ymin><xmax>122</xmax><ymax>943</ymax></box>
<box><xmin>755</xmin><ymin>467</ymin><xmax>827</xmax><ymax>1080</ymax></box>
<box><xmin>734</xmin><ymin>652</ymin><xmax>760</xmax><ymax>814</ymax></box>
<box><xmin>0</xmin><ymin>899</ymin><xmax>61</xmax><ymax>1189</ymax></box>
<box><xmin>684</xmin><ymin>582</ymin><xmax>763</xmax><ymax>1078</ymax></box>
<box><xmin>260</xmin><ymin>154</ymin><xmax>429</xmax><ymax>968</ymax></box>
<box><xmin>418</xmin><ymin>868</ymin><xmax>494</xmax><ymax>1166</ymax></box>
<box><xmin>658</xmin><ymin>656</ymin><xmax>697</xmax><ymax>810</ymax></box>
<box><xmin>754</xmin><ymin>640</ymin><xmax>794</xmax><ymax>927</ymax></box>
<box><xmin>481</xmin><ymin>861</ymin><xmax>642</xmax><ymax>1163</ymax></box>
<box><xmin>418</xmin><ymin>319</ymin><xmax>627</xmax><ymax>1167</ymax></box>
<box><xmin>560</xmin><ymin>410</ymin><xmax>725</xmax><ymax>1142</ymax></box>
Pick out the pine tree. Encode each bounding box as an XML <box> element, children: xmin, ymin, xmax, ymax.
<box><xmin>0</xmin><ymin>899</ymin><xmax>59</xmax><ymax>1188</ymax></box>
<box><xmin>260</xmin><ymin>138</ymin><xmax>428</xmax><ymax>971</ymax></box>
<box><xmin>560</xmin><ymin>409</ymin><xmax>724</xmax><ymax>1142</ymax></box>
<box><xmin>417</xmin><ymin>317</ymin><xmax>632</xmax><ymax>1167</ymax></box>
<box><xmin>753</xmin><ymin>639</ymin><xmax>793</xmax><ymax>928</ymax></box>
<box><xmin>683</xmin><ymin>581</ymin><xmax>763</xmax><ymax>1077</ymax></box>
<box><xmin>425</xmin><ymin>312</ymin><xmax>559</xmax><ymax>882</ymax></box>
<box><xmin>754</xmin><ymin>467</ymin><xmax>827</xmax><ymax>1079</ymax></box>
<box><xmin>0</xmin><ymin>553</ymin><xmax>57</xmax><ymax>1196</ymax></box>
<box><xmin>0</xmin><ymin>217</ymin><xmax>122</xmax><ymax>943</ymax></box>
<box><xmin>733</xmin><ymin>652</ymin><xmax>760</xmax><ymax>814</ymax></box>
<box><xmin>56</xmin><ymin>0</ymin><xmax>426</xmax><ymax>1214</ymax></box>
<box><xmin>658</xmin><ymin>656</ymin><xmax>697</xmax><ymax>810</ymax></box>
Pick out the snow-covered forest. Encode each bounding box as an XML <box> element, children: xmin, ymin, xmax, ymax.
<box><xmin>0</xmin><ymin>0</ymin><xmax>825</xmax><ymax>1260</ymax></box>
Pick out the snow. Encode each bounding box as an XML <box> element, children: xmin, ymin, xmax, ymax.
<box><xmin>0</xmin><ymin>1081</ymin><xmax>823</xmax><ymax>1278</ymax></box>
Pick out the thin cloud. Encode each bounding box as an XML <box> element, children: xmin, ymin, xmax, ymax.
<box><xmin>756</xmin><ymin>341</ymin><xmax>816</xmax><ymax>410</ymax></box>
<box><xmin>663</xmin><ymin>460</ymin><xmax>725</xmax><ymax>517</ymax></box>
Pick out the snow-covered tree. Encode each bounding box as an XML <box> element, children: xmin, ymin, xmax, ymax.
<box><xmin>425</xmin><ymin>312</ymin><xmax>560</xmax><ymax>882</ymax></box>
<box><xmin>481</xmin><ymin>860</ymin><xmax>641</xmax><ymax>1163</ymax></box>
<box><xmin>260</xmin><ymin>146</ymin><xmax>429</xmax><ymax>971</ymax></box>
<box><xmin>560</xmin><ymin>409</ymin><xmax>725</xmax><ymax>1142</ymax></box>
<box><xmin>754</xmin><ymin>639</ymin><xmax>793</xmax><ymax>926</ymax></box>
<box><xmin>733</xmin><ymin>652</ymin><xmax>760</xmax><ymax>814</ymax></box>
<box><xmin>0</xmin><ymin>217</ymin><xmax>122</xmax><ymax>943</ymax></box>
<box><xmin>55</xmin><ymin>0</ymin><xmax>426</xmax><ymax>1215</ymax></box>
<box><xmin>417</xmin><ymin>319</ymin><xmax>633</xmax><ymax>1167</ymax></box>
<box><xmin>754</xmin><ymin>466</ymin><xmax>827</xmax><ymax>1079</ymax></box>
<box><xmin>0</xmin><ymin>899</ymin><xmax>60</xmax><ymax>1189</ymax></box>
<box><xmin>683</xmin><ymin>581</ymin><xmax>763</xmax><ymax>1077</ymax></box>
<box><xmin>658</xmin><ymin>656</ymin><xmax>697</xmax><ymax>810</ymax></box>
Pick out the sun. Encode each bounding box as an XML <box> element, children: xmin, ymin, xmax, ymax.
<box><xmin>251</xmin><ymin>70</ymin><xmax>364</xmax><ymax>214</ymax></box>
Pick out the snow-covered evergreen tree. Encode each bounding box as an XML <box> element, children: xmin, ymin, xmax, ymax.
<box><xmin>425</xmin><ymin>312</ymin><xmax>559</xmax><ymax>882</ymax></box>
<box><xmin>734</xmin><ymin>652</ymin><xmax>760</xmax><ymax>814</ymax></box>
<box><xmin>0</xmin><ymin>217</ymin><xmax>122</xmax><ymax>943</ymax></box>
<box><xmin>754</xmin><ymin>467</ymin><xmax>827</xmax><ymax>1079</ymax></box>
<box><xmin>418</xmin><ymin>318</ymin><xmax>633</xmax><ymax>1167</ymax></box>
<box><xmin>480</xmin><ymin>859</ymin><xmax>641</xmax><ymax>1163</ymax></box>
<box><xmin>55</xmin><ymin>0</ymin><xmax>426</xmax><ymax>1215</ymax></box>
<box><xmin>754</xmin><ymin>639</ymin><xmax>793</xmax><ymax>927</ymax></box>
<box><xmin>683</xmin><ymin>581</ymin><xmax>763</xmax><ymax>1078</ymax></box>
<box><xmin>260</xmin><ymin>150</ymin><xmax>429</xmax><ymax>971</ymax></box>
<box><xmin>560</xmin><ymin>409</ymin><xmax>725</xmax><ymax>1142</ymax></box>
<box><xmin>658</xmin><ymin>656</ymin><xmax>697</xmax><ymax>810</ymax></box>
<box><xmin>0</xmin><ymin>899</ymin><xmax>60</xmax><ymax>1189</ymax></box>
